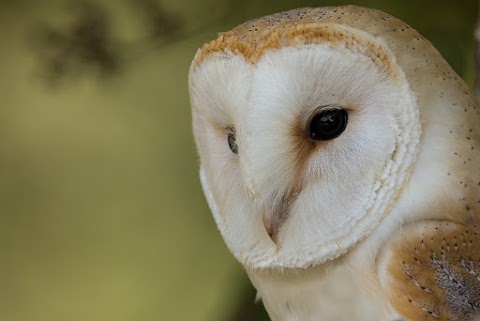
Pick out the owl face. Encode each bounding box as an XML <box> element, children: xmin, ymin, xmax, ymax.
<box><xmin>190</xmin><ymin>7</ymin><xmax>423</xmax><ymax>270</ymax></box>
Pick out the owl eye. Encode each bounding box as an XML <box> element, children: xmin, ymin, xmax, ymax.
<box><xmin>227</xmin><ymin>127</ymin><xmax>238</xmax><ymax>154</ymax></box>
<box><xmin>308</xmin><ymin>107</ymin><xmax>348</xmax><ymax>141</ymax></box>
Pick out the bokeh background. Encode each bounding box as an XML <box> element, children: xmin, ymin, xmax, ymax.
<box><xmin>0</xmin><ymin>0</ymin><xmax>478</xmax><ymax>320</ymax></box>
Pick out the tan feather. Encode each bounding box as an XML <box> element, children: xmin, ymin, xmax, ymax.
<box><xmin>380</xmin><ymin>221</ymin><xmax>480</xmax><ymax>321</ymax></box>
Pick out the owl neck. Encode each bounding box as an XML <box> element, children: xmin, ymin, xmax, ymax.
<box><xmin>246</xmin><ymin>260</ymin><xmax>396</xmax><ymax>321</ymax></box>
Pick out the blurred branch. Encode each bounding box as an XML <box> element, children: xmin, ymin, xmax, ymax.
<box><xmin>122</xmin><ymin>0</ymin><xmax>183</xmax><ymax>60</ymax></box>
<box><xmin>32</xmin><ymin>1</ymin><xmax>118</xmax><ymax>82</ymax></box>
<box><xmin>123</xmin><ymin>0</ymin><xmax>242</xmax><ymax>61</ymax></box>
<box><xmin>30</xmin><ymin>0</ymin><xmax>243</xmax><ymax>83</ymax></box>
<box><xmin>130</xmin><ymin>0</ymin><xmax>182</xmax><ymax>40</ymax></box>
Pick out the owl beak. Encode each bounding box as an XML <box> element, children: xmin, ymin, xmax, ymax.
<box><xmin>263</xmin><ymin>210</ymin><xmax>281</xmax><ymax>245</ymax></box>
<box><xmin>262</xmin><ymin>189</ymin><xmax>299</xmax><ymax>245</ymax></box>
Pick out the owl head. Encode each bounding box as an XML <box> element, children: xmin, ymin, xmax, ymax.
<box><xmin>189</xmin><ymin>6</ymin><xmax>479</xmax><ymax>270</ymax></box>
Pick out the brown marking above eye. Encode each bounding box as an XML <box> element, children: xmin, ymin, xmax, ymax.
<box><xmin>191</xmin><ymin>6</ymin><xmax>401</xmax><ymax>77</ymax></box>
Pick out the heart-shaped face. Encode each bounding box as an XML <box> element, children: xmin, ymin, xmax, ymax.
<box><xmin>189</xmin><ymin>6</ymin><xmax>478</xmax><ymax>271</ymax></box>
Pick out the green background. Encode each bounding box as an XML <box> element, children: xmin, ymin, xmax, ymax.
<box><xmin>0</xmin><ymin>0</ymin><xmax>477</xmax><ymax>320</ymax></box>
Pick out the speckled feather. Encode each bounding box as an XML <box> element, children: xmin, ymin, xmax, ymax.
<box><xmin>381</xmin><ymin>221</ymin><xmax>480</xmax><ymax>321</ymax></box>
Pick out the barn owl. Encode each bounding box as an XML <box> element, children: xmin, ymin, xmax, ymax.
<box><xmin>189</xmin><ymin>5</ymin><xmax>480</xmax><ymax>321</ymax></box>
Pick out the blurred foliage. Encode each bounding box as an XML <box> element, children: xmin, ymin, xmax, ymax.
<box><xmin>0</xmin><ymin>1</ymin><xmax>477</xmax><ymax>321</ymax></box>
<box><xmin>31</xmin><ymin>0</ymin><xmax>184</xmax><ymax>82</ymax></box>
<box><xmin>33</xmin><ymin>1</ymin><xmax>119</xmax><ymax>81</ymax></box>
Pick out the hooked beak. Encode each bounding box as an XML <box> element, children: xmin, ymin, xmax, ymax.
<box><xmin>261</xmin><ymin>188</ymin><xmax>300</xmax><ymax>245</ymax></box>
<box><xmin>262</xmin><ymin>209</ymin><xmax>282</xmax><ymax>245</ymax></box>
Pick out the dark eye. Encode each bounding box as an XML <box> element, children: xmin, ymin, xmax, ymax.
<box><xmin>227</xmin><ymin>127</ymin><xmax>238</xmax><ymax>154</ymax></box>
<box><xmin>308</xmin><ymin>107</ymin><xmax>348</xmax><ymax>141</ymax></box>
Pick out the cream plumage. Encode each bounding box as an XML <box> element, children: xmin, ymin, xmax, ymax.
<box><xmin>189</xmin><ymin>5</ymin><xmax>480</xmax><ymax>321</ymax></box>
